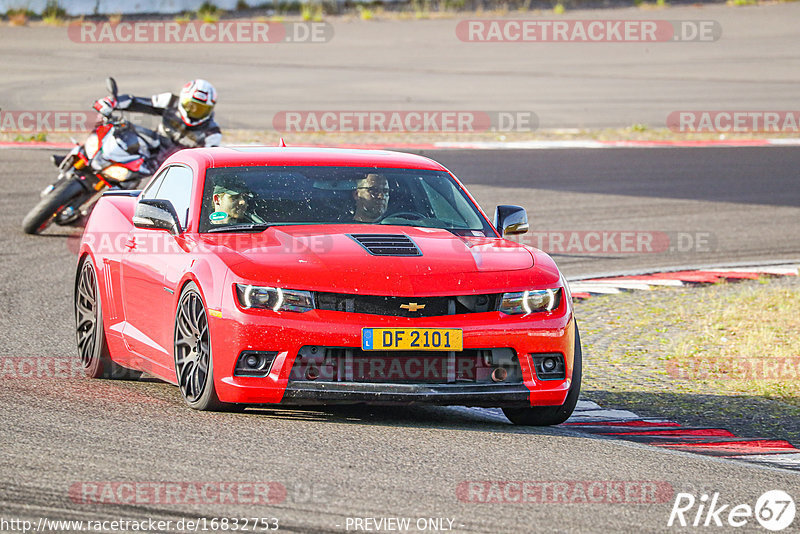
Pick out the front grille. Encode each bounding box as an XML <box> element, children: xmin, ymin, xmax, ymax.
<box><xmin>315</xmin><ymin>293</ymin><xmax>501</xmax><ymax>317</ymax></box>
<box><xmin>289</xmin><ymin>346</ymin><xmax>521</xmax><ymax>385</ymax></box>
<box><xmin>348</xmin><ymin>234</ymin><xmax>421</xmax><ymax>256</ymax></box>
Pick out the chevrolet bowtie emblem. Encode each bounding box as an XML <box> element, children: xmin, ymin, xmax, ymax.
<box><xmin>400</xmin><ymin>302</ymin><xmax>426</xmax><ymax>312</ymax></box>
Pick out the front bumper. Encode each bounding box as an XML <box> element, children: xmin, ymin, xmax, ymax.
<box><xmin>211</xmin><ymin>291</ymin><xmax>575</xmax><ymax>408</ymax></box>
<box><xmin>282</xmin><ymin>382</ymin><xmax>536</xmax><ymax>407</ymax></box>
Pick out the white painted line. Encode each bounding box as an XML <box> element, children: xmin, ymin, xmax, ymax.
<box><xmin>433</xmin><ymin>140</ymin><xmax>607</xmax><ymax>150</ymax></box>
<box><xmin>576</xmin><ymin>400</ymin><xmax>603</xmax><ymax>411</ymax></box>
<box><xmin>729</xmin><ymin>453</ymin><xmax>800</xmax><ymax>469</ymax></box>
<box><xmin>575</xmin><ymin>280</ymin><xmax>655</xmax><ymax>291</ymax></box>
<box><xmin>765</xmin><ymin>139</ymin><xmax>800</xmax><ymax>146</ymax></box>
<box><xmin>568</xmin><ymin>284</ymin><xmax>622</xmax><ymax>295</ymax></box>
<box><xmin>567</xmin><ymin>409</ymin><xmax>642</xmax><ymax>421</ymax></box>
<box><xmin>596</xmin><ymin>278</ymin><xmax>686</xmax><ymax>287</ymax></box>
<box><xmin>568</xmin><ymin>261</ymin><xmax>800</xmax><ymax>283</ymax></box>
<box><xmin>705</xmin><ymin>266</ymin><xmax>800</xmax><ymax>276</ymax></box>
<box><xmin>618</xmin><ymin>279</ymin><xmax>685</xmax><ymax>287</ymax></box>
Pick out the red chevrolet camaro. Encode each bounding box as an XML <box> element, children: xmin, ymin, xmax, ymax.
<box><xmin>75</xmin><ymin>147</ymin><xmax>581</xmax><ymax>425</ymax></box>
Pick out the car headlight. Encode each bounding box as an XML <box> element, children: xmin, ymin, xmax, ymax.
<box><xmin>100</xmin><ymin>165</ymin><xmax>132</xmax><ymax>181</ymax></box>
<box><xmin>235</xmin><ymin>284</ymin><xmax>315</xmax><ymax>312</ymax></box>
<box><xmin>499</xmin><ymin>288</ymin><xmax>561</xmax><ymax>315</ymax></box>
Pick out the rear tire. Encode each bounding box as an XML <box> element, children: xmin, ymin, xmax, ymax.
<box><xmin>75</xmin><ymin>257</ymin><xmax>141</xmax><ymax>380</ymax></box>
<box><xmin>502</xmin><ymin>322</ymin><xmax>583</xmax><ymax>426</ymax></box>
<box><xmin>23</xmin><ymin>179</ymin><xmax>86</xmax><ymax>235</ymax></box>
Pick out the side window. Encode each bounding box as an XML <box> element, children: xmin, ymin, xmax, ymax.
<box><xmin>140</xmin><ymin>167</ymin><xmax>169</xmax><ymax>200</ymax></box>
<box><xmin>154</xmin><ymin>165</ymin><xmax>194</xmax><ymax>229</ymax></box>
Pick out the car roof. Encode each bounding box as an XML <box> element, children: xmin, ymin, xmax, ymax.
<box><xmin>167</xmin><ymin>146</ymin><xmax>449</xmax><ymax>171</ymax></box>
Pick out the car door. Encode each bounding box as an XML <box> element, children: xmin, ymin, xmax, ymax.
<box><xmin>120</xmin><ymin>165</ymin><xmax>194</xmax><ymax>371</ymax></box>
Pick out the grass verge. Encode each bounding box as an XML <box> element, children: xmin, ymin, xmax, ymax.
<box><xmin>577</xmin><ymin>275</ymin><xmax>800</xmax><ymax>443</ymax></box>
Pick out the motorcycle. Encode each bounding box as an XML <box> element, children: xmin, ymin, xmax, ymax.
<box><xmin>22</xmin><ymin>77</ymin><xmax>159</xmax><ymax>235</ymax></box>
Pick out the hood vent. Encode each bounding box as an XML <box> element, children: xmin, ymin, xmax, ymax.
<box><xmin>348</xmin><ymin>234</ymin><xmax>422</xmax><ymax>257</ymax></box>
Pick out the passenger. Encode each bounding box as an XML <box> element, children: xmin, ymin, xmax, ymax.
<box><xmin>210</xmin><ymin>179</ymin><xmax>264</xmax><ymax>225</ymax></box>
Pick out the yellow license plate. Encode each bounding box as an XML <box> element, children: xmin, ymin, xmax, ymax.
<box><xmin>361</xmin><ymin>328</ymin><xmax>463</xmax><ymax>351</ymax></box>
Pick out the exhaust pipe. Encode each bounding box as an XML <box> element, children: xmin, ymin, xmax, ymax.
<box><xmin>306</xmin><ymin>365</ymin><xmax>320</xmax><ymax>380</ymax></box>
<box><xmin>491</xmin><ymin>367</ymin><xmax>508</xmax><ymax>382</ymax></box>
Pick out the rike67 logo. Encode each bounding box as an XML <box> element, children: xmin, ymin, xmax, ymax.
<box><xmin>668</xmin><ymin>490</ymin><xmax>796</xmax><ymax>531</ymax></box>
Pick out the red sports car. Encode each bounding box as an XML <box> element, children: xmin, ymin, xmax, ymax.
<box><xmin>75</xmin><ymin>147</ymin><xmax>581</xmax><ymax>425</ymax></box>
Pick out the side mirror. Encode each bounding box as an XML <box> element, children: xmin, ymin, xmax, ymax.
<box><xmin>494</xmin><ymin>205</ymin><xmax>529</xmax><ymax>236</ymax></box>
<box><xmin>133</xmin><ymin>198</ymin><xmax>182</xmax><ymax>235</ymax></box>
<box><xmin>106</xmin><ymin>77</ymin><xmax>118</xmax><ymax>99</ymax></box>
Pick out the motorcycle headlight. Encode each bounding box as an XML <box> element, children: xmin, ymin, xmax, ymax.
<box><xmin>235</xmin><ymin>284</ymin><xmax>315</xmax><ymax>313</ymax></box>
<box><xmin>84</xmin><ymin>133</ymin><xmax>100</xmax><ymax>159</ymax></box>
<box><xmin>499</xmin><ymin>288</ymin><xmax>561</xmax><ymax>315</ymax></box>
<box><xmin>101</xmin><ymin>165</ymin><xmax>132</xmax><ymax>182</ymax></box>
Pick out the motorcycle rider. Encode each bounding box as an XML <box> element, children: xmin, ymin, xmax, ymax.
<box><xmin>114</xmin><ymin>79</ymin><xmax>221</xmax><ymax>151</ymax></box>
<box><xmin>52</xmin><ymin>79</ymin><xmax>222</xmax><ymax>170</ymax></box>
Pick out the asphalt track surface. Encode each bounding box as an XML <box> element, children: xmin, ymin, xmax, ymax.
<box><xmin>1</xmin><ymin>3</ymin><xmax>799</xmax><ymax>129</ymax></box>
<box><xmin>1</xmin><ymin>147</ymin><xmax>799</xmax><ymax>533</ymax></box>
<box><xmin>3</xmin><ymin>3</ymin><xmax>800</xmax><ymax>532</ymax></box>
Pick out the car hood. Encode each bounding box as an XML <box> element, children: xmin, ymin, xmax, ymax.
<box><xmin>199</xmin><ymin>225</ymin><xmax>561</xmax><ymax>295</ymax></box>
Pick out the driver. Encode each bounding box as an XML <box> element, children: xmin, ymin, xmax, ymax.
<box><xmin>352</xmin><ymin>173</ymin><xmax>390</xmax><ymax>222</ymax></box>
<box><xmin>210</xmin><ymin>179</ymin><xmax>264</xmax><ymax>225</ymax></box>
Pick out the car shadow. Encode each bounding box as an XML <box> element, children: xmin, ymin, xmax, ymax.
<box><xmin>241</xmin><ymin>403</ymin><xmax>573</xmax><ymax>437</ymax></box>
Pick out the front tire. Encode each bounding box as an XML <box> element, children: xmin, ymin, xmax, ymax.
<box><xmin>75</xmin><ymin>257</ymin><xmax>141</xmax><ymax>379</ymax></box>
<box><xmin>174</xmin><ymin>282</ymin><xmax>233</xmax><ymax>411</ymax></box>
<box><xmin>23</xmin><ymin>179</ymin><xmax>87</xmax><ymax>235</ymax></box>
<box><xmin>502</xmin><ymin>322</ymin><xmax>583</xmax><ymax>426</ymax></box>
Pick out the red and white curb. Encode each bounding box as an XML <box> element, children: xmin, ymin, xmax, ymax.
<box><xmin>568</xmin><ymin>263</ymin><xmax>800</xmax><ymax>300</ymax></box>
<box><xmin>562</xmin><ymin>263</ymin><xmax>800</xmax><ymax>471</ymax></box>
<box><xmin>563</xmin><ymin>401</ymin><xmax>800</xmax><ymax>471</ymax></box>
<box><xmin>459</xmin><ymin>400</ymin><xmax>800</xmax><ymax>471</ymax></box>
<box><xmin>4</xmin><ymin>138</ymin><xmax>800</xmax><ymax>151</ymax></box>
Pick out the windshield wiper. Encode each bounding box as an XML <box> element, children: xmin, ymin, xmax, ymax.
<box><xmin>206</xmin><ymin>223</ymin><xmax>272</xmax><ymax>233</ymax></box>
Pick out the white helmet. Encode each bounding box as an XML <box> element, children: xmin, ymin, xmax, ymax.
<box><xmin>178</xmin><ymin>79</ymin><xmax>217</xmax><ymax>126</ymax></box>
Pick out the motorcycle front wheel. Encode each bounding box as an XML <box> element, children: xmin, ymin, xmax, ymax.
<box><xmin>22</xmin><ymin>179</ymin><xmax>88</xmax><ymax>235</ymax></box>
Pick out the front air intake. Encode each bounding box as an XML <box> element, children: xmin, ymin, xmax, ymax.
<box><xmin>348</xmin><ymin>234</ymin><xmax>422</xmax><ymax>256</ymax></box>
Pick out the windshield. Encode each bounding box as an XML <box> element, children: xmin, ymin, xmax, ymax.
<box><xmin>200</xmin><ymin>166</ymin><xmax>493</xmax><ymax>235</ymax></box>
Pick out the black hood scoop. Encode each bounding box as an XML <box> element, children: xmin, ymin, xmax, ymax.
<box><xmin>348</xmin><ymin>234</ymin><xmax>422</xmax><ymax>257</ymax></box>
